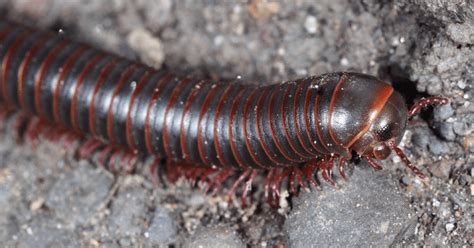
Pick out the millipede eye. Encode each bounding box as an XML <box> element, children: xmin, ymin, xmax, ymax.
<box><xmin>376</xmin><ymin>122</ymin><xmax>396</xmax><ymax>141</ymax></box>
<box><xmin>373</xmin><ymin>144</ymin><xmax>391</xmax><ymax>160</ymax></box>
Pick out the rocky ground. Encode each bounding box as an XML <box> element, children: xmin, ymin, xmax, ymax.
<box><xmin>0</xmin><ymin>0</ymin><xmax>472</xmax><ymax>247</ymax></box>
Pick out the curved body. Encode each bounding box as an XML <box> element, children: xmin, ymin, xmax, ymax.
<box><xmin>0</xmin><ymin>21</ymin><xmax>399</xmax><ymax>170</ymax></box>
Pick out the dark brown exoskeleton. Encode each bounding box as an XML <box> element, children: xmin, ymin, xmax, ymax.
<box><xmin>0</xmin><ymin>20</ymin><xmax>449</xmax><ymax>204</ymax></box>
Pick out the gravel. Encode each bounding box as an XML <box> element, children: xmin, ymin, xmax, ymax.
<box><xmin>0</xmin><ymin>0</ymin><xmax>472</xmax><ymax>246</ymax></box>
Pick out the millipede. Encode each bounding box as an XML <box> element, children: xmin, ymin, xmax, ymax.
<box><xmin>0</xmin><ymin>20</ymin><xmax>449</xmax><ymax>205</ymax></box>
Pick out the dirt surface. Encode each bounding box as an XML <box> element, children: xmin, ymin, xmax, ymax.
<box><xmin>0</xmin><ymin>0</ymin><xmax>472</xmax><ymax>247</ymax></box>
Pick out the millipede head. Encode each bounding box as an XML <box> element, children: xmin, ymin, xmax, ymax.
<box><xmin>321</xmin><ymin>73</ymin><xmax>447</xmax><ymax>178</ymax></box>
<box><xmin>350</xmin><ymin>91</ymin><xmax>449</xmax><ymax>178</ymax></box>
<box><xmin>350</xmin><ymin>90</ymin><xmax>408</xmax><ymax>160</ymax></box>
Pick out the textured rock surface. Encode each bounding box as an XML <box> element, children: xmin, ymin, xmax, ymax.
<box><xmin>146</xmin><ymin>207</ymin><xmax>178</xmax><ymax>245</ymax></box>
<box><xmin>0</xmin><ymin>0</ymin><xmax>472</xmax><ymax>247</ymax></box>
<box><xmin>285</xmin><ymin>165</ymin><xmax>414</xmax><ymax>247</ymax></box>
<box><xmin>184</xmin><ymin>225</ymin><xmax>245</xmax><ymax>248</ymax></box>
<box><xmin>45</xmin><ymin>162</ymin><xmax>114</xmax><ymax>228</ymax></box>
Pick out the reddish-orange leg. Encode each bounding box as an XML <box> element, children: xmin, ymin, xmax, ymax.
<box><xmin>338</xmin><ymin>157</ymin><xmax>348</xmax><ymax>180</ymax></box>
<box><xmin>409</xmin><ymin>96</ymin><xmax>449</xmax><ymax>118</ymax></box>
<box><xmin>388</xmin><ymin>141</ymin><xmax>426</xmax><ymax>179</ymax></box>
<box><xmin>365</xmin><ymin>156</ymin><xmax>383</xmax><ymax>171</ymax></box>
<box><xmin>241</xmin><ymin>170</ymin><xmax>258</xmax><ymax>207</ymax></box>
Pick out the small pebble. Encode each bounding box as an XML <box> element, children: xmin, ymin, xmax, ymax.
<box><xmin>437</xmin><ymin>122</ymin><xmax>457</xmax><ymax>141</ymax></box>
<box><xmin>184</xmin><ymin>225</ymin><xmax>245</xmax><ymax>248</ymax></box>
<box><xmin>429</xmin><ymin>161</ymin><xmax>451</xmax><ymax>179</ymax></box>
<box><xmin>453</xmin><ymin>122</ymin><xmax>470</xmax><ymax>136</ymax></box>
<box><xmin>147</xmin><ymin>208</ymin><xmax>178</xmax><ymax>245</ymax></box>
<box><xmin>457</xmin><ymin>81</ymin><xmax>466</xmax><ymax>89</ymax></box>
<box><xmin>304</xmin><ymin>16</ymin><xmax>319</xmax><ymax>34</ymax></box>
<box><xmin>127</xmin><ymin>29</ymin><xmax>164</xmax><ymax>69</ymax></box>
<box><xmin>340</xmin><ymin>57</ymin><xmax>349</xmax><ymax>66</ymax></box>
<box><xmin>285</xmin><ymin>166</ymin><xmax>414</xmax><ymax>247</ymax></box>
<box><xmin>439</xmin><ymin>202</ymin><xmax>452</xmax><ymax>218</ymax></box>
<box><xmin>428</xmin><ymin>140</ymin><xmax>448</xmax><ymax>155</ymax></box>
<box><xmin>434</xmin><ymin>104</ymin><xmax>455</xmax><ymax>120</ymax></box>
<box><xmin>119</xmin><ymin>238</ymin><xmax>132</xmax><ymax>247</ymax></box>
<box><xmin>401</xmin><ymin>176</ymin><xmax>410</xmax><ymax>186</ymax></box>
<box><xmin>445</xmin><ymin>223</ymin><xmax>455</xmax><ymax>232</ymax></box>
<box><xmin>30</xmin><ymin>198</ymin><xmax>45</xmax><ymax>211</ymax></box>
<box><xmin>447</xmin><ymin>23</ymin><xmax>474</xmax><ymax>44</ymax></box>
<box><xmin>89</xmin><ymin>239</ymin><xmax>100</xmax><ymax>248</ymax></box>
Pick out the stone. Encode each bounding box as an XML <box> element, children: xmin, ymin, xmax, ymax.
<box><xmin>45</xmin><ymin>163</ymin><xmax>114</xmax><ymax>228</ymax></box>
<box><xmin>184</xmin><ymin>225</ymin><xmax>245</xmax><ymax>248</ymax></box>
<box><xmin>285</xmin><ymin>165</ymin><xmax>414</xmax><ymax>247</ymax></box>
<box><xmin>146</xmin><ymin>207</ymin><xmax>178</xmax><ymax>245</ymax></box>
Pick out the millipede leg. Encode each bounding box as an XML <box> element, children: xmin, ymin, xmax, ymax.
<box><xmin>205</xmin><ymin>168</ymin><xmax>234</xmax><ymax>195</ymax></box>
<box><xmin>186</xmin><ymin>165</ymin><xmax>206</xmax><ymax>186</ymax></box>
<box><xmin>165</xmin><ymin>160</ymin><xmax>180</xmax><ymax>183</ymax></box>
<box><xmin>120</xmin><ymin>152</ymin><xmax>138</xmax><ymax>173</ymax></box>
<box><xmin>338</xmin><ymin>157</ymin><xmax>347</xmax><ymax>180</ymax></box>
<box><xmin>289</xmin><ymin>169</ymin><xmax>297</xmax><ymax>194</ymax></box>
<box><xmin>195</xmin><ymin>166</ymin><xmax>216</xmax><ymax>188</ymax></box>
<box><xmin>77</xmin><ymin>138</ymin><xmax>104</xmax><ymax>160</ymax></box>
<box><xmin>24</xmin><ymin>118</ymin><xmax>41</xmax><ymax>145</ymax></box>
<box><xmin>227</xmin><ymin>169</ymin><xmax>251</xmax><ymax>198</ymax></box>
<box><xmin>297</xmin><ymin>168</ymin><xmax>309</xmax><ymax>192</ymax></box>
<box><xmin>108</xmin><ymin>150</ymin><xmax>124</xmax><ymax>173</ymax></box>
<box><xmin>321</xmin><ymin>168</ymin><xmax>335</xmax><ymax>186</ymax></box>
<box><xmin>320</xmin><ymin>157</ymin><xmax>336</xmax><ymax>186</ymax></box>
<box><xmin>264</xmin><ymin>169</ymin><xmax>274</xmax><ymax>201</ymax></box>
<box><xmin>241</xmin><ymin>170</ymin><xmax>257</xmax><ymax>207</ymax></box>
<box><xmin>13</xmin><ymin>114</ymin><xmax>29</xmax><ymax>142</ymax></box>
<box><xmin>163</xmin><ymin>161</ymin><xmax>216</xmax><ymax>185</ymax></box>
<box><xmin>388</xmin><ymin>141</ymin><xmax>426</xmax><ymax>179</ymax></box>
<box><xmin>270</xmin><ymin>168</ymin><xmax>291</xmax><ymax>202</ymax></box>
<box><xmin>409</xmin><ymin>96</ymin><xmax>449</xmax><ymax>118</ymax></box>
<box><xmin>270</xmin><ymin>169</ymin><xmax>281</xmax><ymax>202</ymax></box>
<box><xmin>41</xmin><ymin>124</ymin><xmax>56</xmax><ymax>140</ymax></box>
<box><xmin>98</xmin><ymin>146</ymin><xmax>115</xmax><ymax>167</ymax></box>
<box><xmin>105</xmin><ymin>150</ymin><xmax>137</xmax><ymax>174</ymax></box>
<box><xmin>44</xmin><ymin>125</ymin><xmax>66</xmax><ymax>142</ymax></box>
<box><xmin>264</xmin><ymin>169</ymin><xmax>287</xmax><ymax>207</ymax></box>
<box><xmin>289</xmin><ymin>167</ymin><xmax>308</xmax><ymax>195</ymax></box>
<box><xmin>149</xmin><ymin>158</ymin><xmax>161</xmax><ymax>186</ymax></box>
<box><xmin>0</xmin><ymin>106</ymin><xmax>14</xmax><ymax>131</ymax></box>
<box><xmin>62</xmin><ymin>132</ymin><xmax>83</xmax><ymax>150</ymax></box>
<box><xmin>303</xmin><ymin>161</ymin><xmax>319</xmax><ymax>188</ymax></box>
<box><xmin>365</xmin><ymin>156</ymin><xmax>383</xmax><ymax>171</ymax></box>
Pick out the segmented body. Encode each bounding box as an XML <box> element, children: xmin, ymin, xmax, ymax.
<box><xmin>0</xmin><ymin>20</ymin><xmax>396</xmax><ymax>170</ymax></box>
<box><xmin>0</xmin><ymin>19</ymin><xmax>452</xmax><ymax>205</ymax></box>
